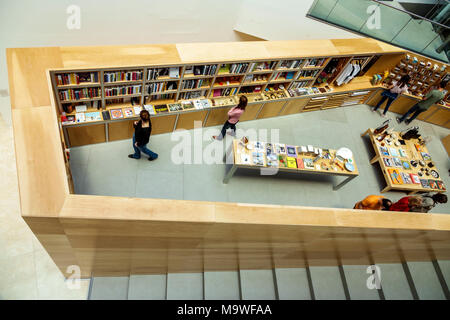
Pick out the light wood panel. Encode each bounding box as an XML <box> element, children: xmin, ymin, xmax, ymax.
<box><xmin>424</xmin><ymin>108</ymin><xmax>450</xmax><ymax>126</ymax></box>
<box><xmin>264</xmin><ymin>39</ymin><xmax>339</xmax><ymax>58</ymax></box>
<box><xmin>108</xmin><ymin>120</ymin><xmax>134</xmax><ymax>142</ymax></box>
<box><xmin>151</xmin><ymin>114</ymin><xmax>177</xmax><ymax>135</ymax></box>
<box><xmin>417</xmin><ymin>105</ymin><xmax>439</xmax><ymax>120</ymax></box>
<box><xmin>67</xmin><ymin>124</ymin><xmax>106</xmax><ymax>147</ymax></box>
<box><xmin>279</xmin><ymin>98</ymin><xmax>309</xmax><ymax>115</ymax></box>
<box><xmin>239</xmin><ymin>103</ymin><xmax>263</xmax><ymax>122</ymax></box>
<box><xmin>204</xmin><ymin>107</ymin><xmax>231</xmax><ymax>127</ymax></box>
<box><xmin>12</xmin><ymin>107</ymin><xmax>68</xmax><ymax>217</ymax></box>
<box><xmin>256</xmin><ymin>100</ymin><xmax>286</xmax><ymax>119</ymax></box>
<box><xmin>366</xmin><ymin>53</ymin><xmax>404</xmax><ymax>75</ymax></box>
<box><xmin>175</xmin><ymin>110</ymin><xmax>208</xmax><ymax>130</ymax></box>
<box><xmin>6</xmin><ymin>47</ymin><xmax>63</xmax><ymax>109</ymax></box>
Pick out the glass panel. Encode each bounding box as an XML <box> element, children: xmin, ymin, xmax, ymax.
<box><xmin>326</xmin><ymin>0</ymin><xmax>374</xmax><ymax>32</ymax></box>
<box><xmin>421</xmin><ymin>34</ymin><xmax>449</xmax><ymax>63</ymax></box>
<box><xmin>307</xmin><ymin>0</ymin><xmax>339</xmax><ymax>20</ymax></box>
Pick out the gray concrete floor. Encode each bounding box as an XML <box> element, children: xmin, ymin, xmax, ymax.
<box><xmin>70</xmin><ymin>104</ymin><xmax>450</xmax><ymax>214</ymax></box>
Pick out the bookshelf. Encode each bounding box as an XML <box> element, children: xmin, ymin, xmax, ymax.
<box><xmin>49</xmin><ymin>40</ymin><xmax>450</xmax><ymax>147</ymax></box>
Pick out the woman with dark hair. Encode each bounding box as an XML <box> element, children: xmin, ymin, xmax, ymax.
<box><xmin>411</xmin><ymin>192</ymin><xmax>448</xmax><ymax>213</ymax></box>
<box><xmin>373</xmin><ymin>75</ymin><xmax>410</xmax><ymax>117</ymax></box>
<box><xmin>128</xmin><ymin>109</ymin><xmax>158</xmax><ymax>161</ymax></box>
<box><xmin>213</xmin><ymin>95</ymin><xmax>247</xmax><ymax>140</ymax></box>
<box><xmin>353</xmin><ymin>195</ymin><xmax>392</xmax><ymax>211</ymax></box>
<box><xmin>389</xmin><ymin>196</ymin><xmax>422</xmax><ymax>212</ymax></box>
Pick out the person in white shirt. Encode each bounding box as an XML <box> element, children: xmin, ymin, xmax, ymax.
<box><xmin>373</xmin><ymin>75</ymin><xmax>410</xmax><ymax>117</ymax></box>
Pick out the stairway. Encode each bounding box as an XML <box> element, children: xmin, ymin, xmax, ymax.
<box><xmin>88</xmin><ymin>260</ymin><xmax>450</xmax><ymax>300</ymax></box>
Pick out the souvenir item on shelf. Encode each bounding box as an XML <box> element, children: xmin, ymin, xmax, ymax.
<box><xmin>75</xmin><ymin>105</ymin><xmax>87</xmax><ymax>113</ymax></box>
<box><xmin>275</xmin><ymin>143</ymin><xmax>286</xmax><ymax>154</ymax></box>
<box><xmin>64</xmin><ymin>115</ymin><xmax>76</xmax><ymax>124</ymax></box>
<box><xmin>401</xmin><ymin>173</ymin><xmax>412</xmax><ymax>184</ymax></box>
<box><xmin>428</xmin><ymin>180</ymin><xmax>438</xmax><ymax>189</ymax></box>
<box><xmin>181</xmin><ymin>101</ymin><xmax>195</xmax><ymax>110</ymax></box>
<box><xmin>321</xmin><ymin>162</ymin><xmax>329</xmax><ymax>171</ymax></box>
<box><xmin>75</xmin><ymin>112</ymin><xmax>86</xmax><ymax>123</ymax></box>
<box><xmin>85</xmin><ymin>111</ymin><xmax>102</xmax><ymax>122</ymax></box>
<box><xmin>402</xmin><ymin>161</ymin><xmax>410</xmax><ymax>170</ymax></box>
<box><xmin>336</xmin><ymin>147</ymin><xmax>353</xmax><ymax>161</ymax></box>
<box><xmin>418</xmin><ymin>171</ymin><xmax>423</xmax><ymax>177</ymax></box>
<box><xmin>427</xmin><ymin>162</ymin><xmax>435</xmax><ymax>168</ymax></box>
<box><xmin>383</xmin><ymin>157</ymin><xmax>393</xmax><ymax>167</ymax></box>
<box><xmin>123</xmin><ymin>108</ymin><xmax>134</xmax><ymax>118</ymax></box>
<box><xmin>253</xmin><ymin>141</ymin><xmax>265</xmax><ymax>152</ymax></box>
<box><xmin>374</xmin><ymin>119</ymin><xmax>390</xmax><ymax>135</ymax></box>
<box><xmin>344</xmin><ymin>162</ymin><xmax>354</xmax><ymax>172</ymax></box>
<box><xmin>278</xmin><ymin>154</ymin><xmax>287</xmax><ymax>167</ymax></box>
<box><xmin>420</xmin><ymin>179</ymin><xmax>430</xmax><ymax>188</ymax></box>
<box><xmin>388</xmin><ymin>168</ymin><xmax>403</xmax><ymax>184</ymax></box>
<box><xmin>379</xmin><ymin>146</ymin><xmax>389</xmax><ymax>156</ymax></box>
<box><xmin>389</xmin><ymin>147</ymin><xmax>399</xmax><ymax>157</ymax></box>
<box><xmin>420</xmin><ymin>152</ymin><xmax>431</xmax><ymax>161</ymax></box>
<box><xmin>296</xmin><ymin>157</ymin><xmax>304</xmax><ymax>169</ymax></box>
<box><xmin>430</xmin><ymin>170</ymin><xmax>439</xmax><ymax>178</ymax></box>
<box><xmin>303</xmin><ymin>158</ymin><xmax>314</xmax><ymax>169</ymax></box>
<box><xmin>143</xmin><ymin>104</ymin><xmax>156</xmax><ymax>115</ymax></box>
<box><xmin>307</xmin><ymin>145</ymin><xmax>314</xmax><ymax>153</ymax></box>
<box><xmin>240</xmin><ymin>153</ymin><xmax>251</xmax><ymax>165</ymax></box>
<box><xmin>286</xmin><ymin>145</ymin><xmax>297</xmax><ymax>157</ymax></box>
<box><xmin>266</xmin><ymin>143</ymin><xmax>274</xmax><ymax>155</ymax></box>
<box><xmin>419</xmin><ymin>160</ymin><xmax>426</xmax><ymax>167</ymax></box>
<box><xmin>410</xmin><ymin>173</ymin><xmax>420</xmax><ymax>184</ymax></box>
<box><xmin>410</xmin><ymin>160</ymin><xmax>418</xmax><ymax>167</ymax></box>
<box><xmin>298</xmin><ymin>146</ymin><xmax>307</xmax><ymax>154</ymax></box>
<box><xmin>110</xmin><ymin>108</ymin><xmax>124</xmax><ymax>119</ymax></box>
<box><xmin>398</xmin><ymin>148</ymin><xmax>407</xmax><ymax>158</ymax></box>
<box><xmin>252</xmin><ymin>152</ymin><xmax>265</xmax><ymax>166</ymax></box>
<box><xmin>436</xmin><ymin>181</ymin><xmax>446</xmax><ymax>190</ymax></box>
<box><xmin>287</xmin><ymin>157</ymin><xmax>297</xmax><ymax>168</ymax></box>
<box><xmin>266</xmin><ymin>153</ymin><xmax>278</xmax><ymax>167</ymax></box>
<box><xmin>392</xmin><ymin>157</ymin><xmax>402</xmax><ymax>168</ymax></box>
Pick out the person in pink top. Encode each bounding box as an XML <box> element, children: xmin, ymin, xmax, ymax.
<box><xmin>213</xmin><ymin>95</ymin><xmax>247</xmax><ymax>140</ymax></box>
<box><xmin>373</xmin><ymin>75</ymin><xmax>410</xmax><ymax>117</ymax></box>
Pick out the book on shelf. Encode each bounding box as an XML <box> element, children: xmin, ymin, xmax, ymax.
<box><xmin>286</xmin><ymin>157</ymin><xmax>297</xmax><ymax>168</ymax></box>
<box><xmin>102</xmin><ymin>110</ymin><xmax>111</xmax><ymax>120</ymax></box>
<box><xmin>109</xmin><ymin>108</ymin><xmax>124</xmax><ymax>119</ymax></box>
<box><xmin>133</xmin><ymin>106</ymin><xmax>143</xmax><ymax>115</ymax></box>
<box><xmin>401</xmin><ymin>172</ymin><xmax>412</xmax><ymax>184</ymax></box>
<box><xmin>169</xmin><ymin>67</ymin><xmax>180</xmax><ymax>78</ymax></box>
<box><xmin>436</xmin><ymin>180</ymin><xmax>446</xmax><ymax>190</ymax></box>
<box><xmin>388</xmin><ymin>168</ymin><xmax>403</xmax><ymax>184</ymax></box>
<box><xmin>389</xmin><ymin>147</ymin><xmax>399</xmax><ymax>157</ymax></box>
<box><xmin>75</xmin><ymin>105</ymin><xmax>87</xmax><ymax>113</ymax></box>
<box><xmin>252</xmin><ymin>152</ymin><xmax>265</xmax><ymax>166</ymax></box>
<box><xmin>75</xmin><ymin>112</ymin><xmax>86</xmax><ymax>123</ymax></box>
<box><xmin>154</xmin><ymin>104</ymin><xmax>169</xmax><ymax>114</ymax></box>
<box><xmin>143</xmin><ymin>104</ymin><xmax>156</xmax><ymax>115</ymax></box>
<box><xmin>410</xmin><ymin>173</ymin><xmax>420</xmax><ymax>184</ymax></box>
<box><xmin>123</xmin><ymin>108</ymin><xmax>134</xmax><ymax>118</ymax></box>
<box><xmin>56</xmin><ymin>72</ymin><xmax>98</xmax><ymax>85</ymax></box>
<box><xmin>85</xmin><ymin>111</ymin><xmax>102</xmax><ymax>122</ymax></box>
<box><xmin>303</xmin><ymin>158</ymin><xmax>314</xmax><ymax>169</ymax></box>
<box><xmin>275</xmin><ymin>143</ymin><xmax>286</xmax><ymax>155</ymax></box>
<box><xmin>296</xmin><ymin>157</ymin><xmax>304</xmax><ymax>169</ymax></box>
<box><xmin>379</xmin><ymin>146</ymin><xmax>389</xmax><ymax>156</ymax></box>
<box><xmin>392</xmin><ymin>157</ymin><xmax>402</xmax><ymax>168</ymax></box>
<box><xmin>63</xmin><ymin>115</ymin><xmax>76</xmax><ymax>124</ymax></box>
<box><xmin>181</xmin><ymin>101</ymin><xmax>195</xmax><ymax>110</ymax></box>
<box><xmin>266</xmin><ymin>153</ymin><xmax>278</xmax><ymax>167</ymax></box>
<box><xmin>184</xmin><ymin>66</ymin><xmax>194</xmax><ymax>75</ymax></box>
<box><xmin>104</xmin><ymin>71</ymin><xmax>143</xmax><ymax>83</ymax></box>
<box><xmin>383</xmin><ymin>157</ymin><xmax>393</xmax><ymax>167</ymax></box>
<box><xmin>193</xmin><ymin>100</ymin><xmax>204</xmax><ymax>110</ymax></box>
<box><xmin>168</xmin><ymin>103</ymin><xmax>183</xmax><ymax>112</ymax></box>
<box><xmin>286</xmin><ymin>145</ymin><xmax>297</xmax><ymax>157</ymax></box>
<box><xmin>240</xmin><ymin>153</ymin><xmax>251</xmax><ymax>165</ymax></box>
<box><xmin>253</xmin><ymin>141</ymin><xmax>265</xmax><ymax>152</ymax></box>
<box><xmin>399</xmin><ymin>148</ymin><xmax>407</xmax><ymax>157</ymax></box>
<box><xmin>278</xmin><ymin>154</ymin><xmax>287</xmax><ymax>167</ymax></box>
<box><xmin>420</xmin><ymin>152</ymin><xmax>431</xmax><ymax>161</ymax></box>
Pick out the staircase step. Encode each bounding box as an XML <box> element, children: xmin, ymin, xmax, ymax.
<box><xmin>309</xmin><ymin>266</ymin><xmax>347</xmax><ymax>300</ymax></box>
<box><xmin>128</xmin><ymin>274</ymin><xmax>167</xmax><ymax>300</ymax></box>
<box><xmin>89</xmin><ymin>276</ymin><xmax>129</xmax><ymax>300</ymax></box>
<box><xmin>204</xmin><ymin>271</ymin><xmax>240</xmax><ymax>300</ymax></box>
<box><xmin>240</xmin><ymin>269</ymin><xmax>277</xmax><ymax>300</ymax></box>
<box><xmin>377</xmin><ymin>264</ymin><xmax>413</xmax><ymax>300</ymax></box>
<box><xmin>167</xmin><ymin>273</ymin><xmax>203</xmax><ymax>300</ymax></box>
<box><xmin>342</xmin><ymin>265</ymin><xmax>380</xmax><ymax>300</ymax></box>
<box><xmin>274</xmin><ymin>268</ymin><xmax>311</xmax><ymax>300</ymax></box>
<box><xmin>407</xmin><ymin>261</ymin><xmax>446</xmax><ymax>300</ymax></box>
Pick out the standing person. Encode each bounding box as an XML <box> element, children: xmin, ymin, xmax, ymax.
<box><xmin>373</xmin><ymin>75</ymin><xmax>410</xmax><ymax>117</ymax></box>
<box><xmin>353</xmin><ymin>195</ymin><xmax>392</xmax><ymax>211</ymax></box>
<box><xmin>389</xmin><ymin>196</ymin><xmax>422</xmax><ymax>212</ymax></box>
<box><xmin>212</xmin><ymin>95</ymin><xmax>247</xmax><ymax>140</ymax></box>
<box><xmin>397</xmin><ymin>81</ymin><xmax>447</xmax><ymax>125</ymax></box>
<box><xmin>128</xmin><ymin>109</ymin><xmax>158</xmax><ymax>161</ymax></box>
<box><xmin>410</xmin><ymin>192</ymin><xmax>447</xmax><ymax>213</ymax></box>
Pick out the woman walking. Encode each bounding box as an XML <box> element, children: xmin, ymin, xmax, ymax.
<box><xmin>373</xmin><ymin>75</ymin><xmax>410</xmax><ymax>117</ymax></box>
<box><xmin>213</xmin><ymin>95</ymin><xmax>247</xmax><ymax>140</ymax></box>
<box><xmin>128</xmin><ymin>109</ymin><xmax>158</xmax><ymax>161</ymax></box>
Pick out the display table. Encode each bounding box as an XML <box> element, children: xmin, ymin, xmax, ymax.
<box><xmin>361</xmin><ymin>128</ymin><xmax>446</xmax><ymax>194</ymax></box>
<box><xmin>223</xmin><ymin>139</ymin><xmax>359</xmax><ymax>190</ymax></box>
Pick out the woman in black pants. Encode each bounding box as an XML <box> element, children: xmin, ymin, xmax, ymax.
<box><xmin>373</xmin><ymin>75</ymin><xmax>410</xmax><ymax>117</ymax></box>
<box><xmin>128</xmin><ymin>110</ymin><xmax>158</xmax><ymax>161</ymax></box>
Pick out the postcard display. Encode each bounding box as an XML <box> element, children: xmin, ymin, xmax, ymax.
<box><xmin>224</xmin><ymin>138</ymin><xmax>359</xmax><ymax>189</ymax></box>
<box><xmin>363</xmin><ymin>127</ymin><xmax>445</xmax><ymax>193</ymax></box>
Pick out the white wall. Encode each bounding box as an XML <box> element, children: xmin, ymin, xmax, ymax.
<box><xmin>233</xmin><ymin>0</ymin><xmax>361</xmax><ymax>40</ymax></box>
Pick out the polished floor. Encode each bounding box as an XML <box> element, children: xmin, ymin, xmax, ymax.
<box><xmin>70</xmin><ymin>104</ymin><xmax>450</xmax><ymax>214</ymax></box>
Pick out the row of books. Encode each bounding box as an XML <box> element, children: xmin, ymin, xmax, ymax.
<box><xmin>144</xmin><ymin>99</ymin><xmax>212</xmax><ymax>115</ymax></box>
<box><xmin>146</xmin><ymin>82</ymin><xmax>177</xmax><ymax>94</ymax></box>
<box><xmin>56</xmin><ymin>72</ymin><xmax>99</xmax><ymax>86</ymax></box>
<box><xmin>239</xmin><ymin>86</ymin><xmax>262</xmax><ymax>94</ymax></box>
<box><xmin>287</xmin><ymin>86</ymin><xmax>332</xmax><ymax>97</ymax></box>
<box><xmin>59</xmin><ymin>88</ymin><xmax>100</xmax><ymax>101</ymax></box>
<box><xmin>289</xmin><ymin>81</ymin><xmax>311</xmax><ymax>89</ymax></box>
<box><xmin>387</xmin><ymin>168</ymin><xmax>445</xmax><ymax>189</ymax></box>
<box><xmin>104</xmin><ymin>85</ymin><xmax>142</xmax><ymax>97</ymax></box>
<box><xmin>149</xmin><ymin>93</ymin><xmax>176</xmax><ymax>101</ymax></box>
<box><xmin>104</xmin><ymin>71</ymin><xmax>143</xmax><ymax>83</ymax></box>
<box><xmin>62</xmin><ymin>111</ymin><xmax>103</xmax><ymax>124</ymax></box>
<box><xmin>249</xmin><ymin>61</ymin><xmax>277</xmax><ymax>72</ymax></box>
<box><xmin>219</xmin><ymin>63</ymin><xmax>249</xmax><ymax>74</ymax></box>
<box><xmin>212</xmin><ymin>87</ymin><xmax>238</xmax><ymax>97</ymax></box>
<box><xmin>184</xmin><ymin>65</ymin><xmax>217</xmax><ymax>76</ymax></box>
<box><xmin>278</xmin><ymin>59</ymin><xmax>304</xmax><ymax>69</ymax></box>
<box><xmin>272</xmin><ymin>72</ymin><xmax>295</xmax><ymax>81</ymax></box>
<box><xmin>244</xmin><ymin>74</ymin><xmax>268</xmax><ymax>83</ymax></box>
<box><xmin>147</xmin><ymin>67</ymin><xmax>180</xmax><ymax>80</ymax></box>
<box><xmin>181</xmin><ymin>79</ymin><xmax>210</xmax><ymax>90</ymax></box>
<box><xmin>179</xmin><ymin>90</ymin><xmax>205</xmax><ymax>100</ymax></box>
<box><xmin>304</xmin><ymin>58</ymin><xmax>327</xmax><ymax>68</ymax></box>
<box><xmin>298</xmin><ymin>69</ymin><xmax>319</xmax><ymax>78</ymax></box>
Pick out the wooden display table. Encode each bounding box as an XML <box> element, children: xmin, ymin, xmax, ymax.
<box><xmin>362</xmin><ymin>128</ymin><xmax>445</xmax><ymax>194</ymax></box>
<box><xmin>223</xmin><ymin>139</ymin><xmax>359</xmax><ymax>190</ymax></box>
